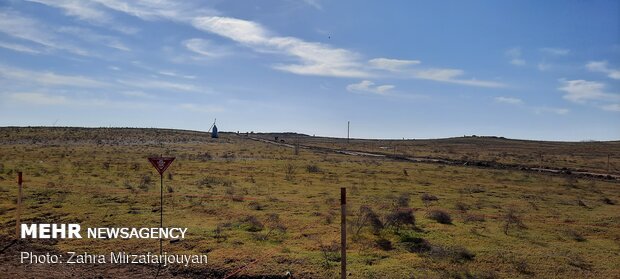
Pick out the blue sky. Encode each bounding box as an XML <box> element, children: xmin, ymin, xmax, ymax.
<box><xmin>0</xmin><ymin>0</ymin><xmax>618</xmax><ymax>141</ymax></box>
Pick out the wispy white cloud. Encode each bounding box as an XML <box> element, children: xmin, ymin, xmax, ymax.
<box><xmin>0</xmin><ymin>40</ymin><xmax>42</xmax><ymax>54</ymax></box>
<box><xmin>41</xmin><ymin>2</ymin><xmax>502</xmax><ymax>86</ymax></box>
<box><xmin>510</xmin><ymin>59</ymin><xmax>526</xmax><ymax>66</ymax></box>
<box><xmin>92</xmin><ymin>0</ymin><xmax>216</xmax><ymax>22</ymax></box>
<box><xmin>7</xmin><ymin>91</ymin><xmax>151</xmax><ymax>109</ymax></box>
<box><xmin>586</xmin><ymin>61</ymin><xmax>620</xmax><ymax>80</ymax></box>
<box><xmin>368</xmin><ymin>58</ymin><xmax>421</xmax><ymax>71</ymax></box>
<box><xmin>192</xmin><ymin>16</ymin><xmax>369</xmax><ymax>78</ymax></box>
<box><xmin>534</xmin><ymin>107</ymin><xmax>569</xmax><ymax>115</ymax></box>
<box><xmin>601</xmin><ymin>104</ymin><xmax>620</xmax><ymax>112</ymax></box>
<box><xmin>302</xmin><ymin>0</ymin><xmax>323</xmax><ymax>10</ymax></box>
<box><xmin>506</xmin><ymin>47</ymin><xmax>525</xmax><ymax>66</ymax></box>
<box><xmin>540</xmin><ymin>47</ymin><xmax>570</xmax><ymax>56</ymax></box>
<box><xmin>129</xmin><ymin>60</ymin><xmax>195</xmax><ymax>79</ymax></box>
<box><xmin>57</xmin><ymin>26</ymin><xmax>130</xmax><ymax>51</ymax></box>
<box><xmin>537</xmin><ymin>62</ymin><xmax>551</xmax><ymax>71</ymax></box>
<box><xmin>0</xmin><ymin>65</ymin><xmax>105</xmax><ymax>87</ymax></box>
<box><xmin>157</xmin><ymin>70</ymin><xmax>195</xmax><ymax>79</ymax></box>
<box><xmin>120</xmin><ymin>91</ymin><xmax>154</xmax><ymax>98</ymax></box>
<box><xmin>367</xmin><ymin>58</ymin><xmax>504</xmax><ymax>88</ymax></box>
<box><xmin>8</xmin><ymin>92</ymin><xmax>69</xmax><ymax>105</ymax></box>
<box><xmin>28</xmin><ymin>0</ymin><xmax>107</xmax><ymax>23</ymax></box>
<box><xmin>558</xmin><ymin>79</ymin><xmax>619</xmax><ymax>103</ymax></box>
<box><xmin>346</xmin><ymin>80</ymin><xmax>394</xmax><ymax>95</ymax></box>
<box><xmin>183</xmin><ymin>38</ymin><xmax>225</xmax><ymax>58</ymax></box>
<box><xmin>25</xmin><ymin>0</ymin><xmax>138</xmax><ymax>34</ymax></box>
<box><xmin>0</xmin><ymin>64</ymin><xmax>206</xmax><ymax>97</ymax></box>
<box><xmin>117</xmin><ymin>78</ymin><xmax>202</xmax><ymax>92</ymax></box>
<box><xmin>178</xmin><ymin>103</ymin><xmax>224</xmax><ymax>113</ymax></box>
<box><xmin>414</xmin><ymin>68</ymin><xmax>505</xmax><ymax>88</ymax></box>
<box><xmin>0</xmin><ymin>10</ymin><xmax>91</xmax><ymax>56</ymax></box>
<box><xmin>495</xmin><ymin>96</ymin><xmax>523</xmax><ymax>105</ymax></box>
<box><xmin>494</xmin><ymin>95</ymin><xmax>569</xmax><ymax>115</ymax></box>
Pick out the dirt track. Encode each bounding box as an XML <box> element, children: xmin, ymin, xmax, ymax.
<box><xmin>248</xmin><ymin>137</ymin><xmax>620</xmax><ymax>181</ymax></box>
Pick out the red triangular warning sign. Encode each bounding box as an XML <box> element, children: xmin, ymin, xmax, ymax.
<box><xmin>148</xmin><ymin>157</ymin><xmax>175</xmax><ymax>175</ymax></box>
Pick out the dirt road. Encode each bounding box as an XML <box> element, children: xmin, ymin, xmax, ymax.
<box><xmin>248</xmin><ymin>137</ymin><xmax>620</xmax><ymax>181</ymax></box>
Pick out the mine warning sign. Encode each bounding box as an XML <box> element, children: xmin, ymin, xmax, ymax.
<box><xmin>148</xmin><ymin>157</ymin><xmax>175</xmax><ymax>175</ymax></box>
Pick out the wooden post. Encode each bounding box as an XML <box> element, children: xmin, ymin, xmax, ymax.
<box><xmin>608</xmin><ymin>154</ymin><xmax>611</xmax><ymax>175</ymax></box>
<box><xmin>539</xmin><ymin>153</ymin><xmax>543</xmax><ymax>171</ymax></box>
<box><xmin>160</xmin><ymin>172</ymin><xmax>163</xmax><ymax>256</ymax></box>
<box><xmin>340</xmin><ymin>187</ymin><xmax>346</xmax><ymax>279</ymax></box>
<box><xmin>16</xmin><ymin>172</ymin><xmax>22</xmax><ymax>238</ymax></box>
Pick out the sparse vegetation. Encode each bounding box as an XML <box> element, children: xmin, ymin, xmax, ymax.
<box><xmin>0</xmin><ymin>127</ymin><xmax>618</xmax><ymax>278</ymax></box>
<box><xmin>239</xmin><ymin>215</ymin><xmax>264</xmax><ymax>232</ymax></box>
<box><xmin>427</xmin><ymin>209</ymin><xmax>453</xmax><ymax>224</ymax></box>
<box><xmin>396</xmin><ymin>193</ymin><xmax>410</xmax><ymax>207</ymax></box>
<box><xmin>503</xmin><ymin>207</ymin><xmax>526</xmax><ymax>235</ymax></box>
<box><xmin>316</xmin><ymin>239</ymin><xmax>340</xmax><ymax>269</ymax></box>
<box><xmin>429</xmin><ymin>245</ymin><xmax>475</xmax><ymax>263</ymax></box>
<box><xmin>248</xmin><ymin>201</ymin><xmax>264</xmax><ymax>210</ymax></box>
<box><xmin>284</xmin><ymin>163</ymin><xmax>296</xmax><ymax>181</ymax></box>
<box><xmin>138</xmin><ymin>175</ymin><xmax>152</xmax><ymax>191</ymax></box>
<box><xmin>454</xmin><ymin>202</ymin><xmax>469</xmax><ymax>212</ymax></box>
<box><xmin>350</xmin><ymin>205</ymin><xmax>383</xmax><ymax>240</ymax></box>
<box><xmin>385</xmin><ymin>207</ymin><xmax>415</xmax><ymax>231</ymax></box>
<box><xmin>420</xmin><ymin>193</ymin><xmax>438</xmax><ymax>207</ymax></box>
<box><xmin>463</xmin><ymin>213</ymin><xmax>485</xmax><ymax>223</ymax></box>
<box><xmin>306</xmin><ymin>164</ymin><xmax>322</xmax><ymax>173</ymax></box>
<box><xmin>565</xmin><ymin>229</ymin><xmax>586</xmax><ymax>242</ymax></box>
<box><xmin>400</xmin><ymin>234</ymin><xmax>432</xmax><ymax>253</ymax></box>
<box><xmin>602</xmin><ymin>197</ymin><xmax>616</xmax><ymax>205</ymax></box>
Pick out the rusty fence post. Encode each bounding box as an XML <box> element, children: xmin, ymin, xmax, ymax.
<box><xmin>340</xmin><ymin>187</ymin><xmax>346</xmax><ymax>279</ymax></box>
<box><xmin>16</xmin><ymin>172</ymin><xmax>22</xmax><ymax>238</ymax></box>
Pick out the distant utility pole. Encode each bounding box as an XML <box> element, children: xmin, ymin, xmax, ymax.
<box><xmin>347</xmin><ymin>121</ymin><xmax>350</xmax><ymax>144</ymax></box>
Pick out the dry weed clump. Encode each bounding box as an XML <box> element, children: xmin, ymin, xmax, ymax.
<box><xmin>427</xmin><ymin>209</ymin><xmax>453</xmax><ymax>224</ymax></box>
<box><xmin>463</xmin><ymin>213</ymin><xmax>485</xmax><ymax>223</ymax></box>
<box><xmin>503</xmin><ymin>207</ymin><xmax>526</xmax><ymax>235</ymax></box>
<box><xmin>454</xmin><ymin>202</ymin><xmax>469</xmax><ymax>212</ymax></box>
<box><xmin>284</xmin><ymin>163</ymin><xmax>296</xmax><ymax>181</ymax></box>
<box><xmin>248</xmin><ymin>201</ymin><xmax>264</xmax><ymax>210</ymax></box>
<box><xmin>306</xmin><ymin>164</ymin><xmax>322</xmax><ymax>173</ymax></box>
<box><xmin>396</xmin><ymin>193</ymin><xmax>410</xmax><ymax>207</ymax></box>
<box><xmin>385</xmin><ymin>207</ymin><xmax>415</xmax><ymax>232</ymax></box>
<box><xmin>350</xmin><ymin>205</ymin><xmax>384</xmax><ymax>240</ymax></box>
<box><xmin>601</xmin><ymin>197</ymin><xmax>615</xmax><ymax>205</ymax></box>
<box><xmin>139</xmin><ymin>175</ymin><xmax>152</xmax><ymax>191</ymax></box>
<box><xmin>239</xmin><ymin>215</ymin><xmax>264</xmax><ymax>232</ymax></box>
<box><xmin>420</xmin><ymin>193</ymin><xmax>438</xmax><ymax>207</ymax></box>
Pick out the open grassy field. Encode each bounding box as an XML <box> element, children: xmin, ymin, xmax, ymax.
<box><xmin>253</xmin><ymin>133</ymin><xmax>620</xmax><ymax>176</ymax></box>
<box><xmin>1</xmin><ymin>127</ymin><xmax>619</xmax><ymax>278</ymax></box>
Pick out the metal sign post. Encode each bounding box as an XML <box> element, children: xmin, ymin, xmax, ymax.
<box><xmin>340</xmin><ymin>187</ymin><xmax>347</xmax><ymax>279</ymax></box>
<box><xmin>147</xmin><ymin>157</ymin><xmax>175</xmax><ymax>256</ymax></box>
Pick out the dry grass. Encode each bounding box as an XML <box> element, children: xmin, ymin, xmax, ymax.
<box><xmin>0</xmin><ymin>127</ymin><xmax>618</xmax><ymax>278</ymax></box>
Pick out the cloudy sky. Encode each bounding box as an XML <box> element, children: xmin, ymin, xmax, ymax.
<box><xmin>0</xmin><ymin>0</ymin><xmax>618</xmax><ymax>140</ymax></box>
